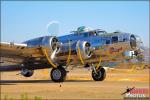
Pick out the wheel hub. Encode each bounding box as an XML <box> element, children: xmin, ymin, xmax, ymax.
<box><xmin>52</xmin><ymin>69</ymin><xmax>61</xmax><ymax>80</ymax></box>
<box><xmin>94</xmin><ymin>71</ymin><xmax>102</xmax><ymax>79</ymax></box>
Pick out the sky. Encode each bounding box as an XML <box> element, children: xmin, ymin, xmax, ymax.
<box><xmin>1</xmin><ymin>1</ymin><xmax>149</xmax><ymax>47</ymax></box>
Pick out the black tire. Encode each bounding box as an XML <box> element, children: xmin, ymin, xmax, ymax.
<box><xmin>21</xmin><ymin>69</ymin><xmax>34</xmax><ymax>77</ymax></box>
<box><xmin>92</xmin><ymin>67</ymin><xmax>106</xmax><ymax>81</ymax></box>
<box><xmin>50</xmin><ymin>67</ymin><xmax>67</xmax><ymax>82</ymax></box>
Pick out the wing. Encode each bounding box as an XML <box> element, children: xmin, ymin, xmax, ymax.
<box><xmin>0</xmin><ymin>42</ymin><xmax>44</xmax><ymax>63</ymax></box>
<box><xmin>0</xmin><ymin>39</ymin><xmax>60</xmax><ymax>72</ymax></box>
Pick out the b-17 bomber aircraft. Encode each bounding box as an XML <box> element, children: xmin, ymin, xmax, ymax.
<box><xmin>0</xmin><ymin>26</ymin><xmax>143</xmax><ymax>82</ymax></box>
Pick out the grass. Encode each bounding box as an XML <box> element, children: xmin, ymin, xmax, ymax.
<box><xmin>3</xmin><ymin>93</ymin><xmax>42</xmax><ymax>100</ymax></box>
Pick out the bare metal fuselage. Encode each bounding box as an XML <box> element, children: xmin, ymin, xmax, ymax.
<box><xmin>0</xmin><ymin>30</ymin><xmax>142</xmax><ymax>69</ymax></box>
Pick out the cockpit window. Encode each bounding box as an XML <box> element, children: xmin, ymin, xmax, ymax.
<box><xmin>88</xmin><ymin>30</ymin><xmax>107</xmax><ymax>36</ymax></box>
<box><xmin>89</xmin><ymin>31</ymin><xmax>97</xmax><ymax>36</ymax></box>
<box><xmin>84</xmin><ymin>33</ymin><xmax>89</xmax><ymax>37</ymax></box>
<box><xmin>123</xmin><ymin>38</ymin><xmax>127</xmax><ymax>42</ymax></box>
<box><xmin>106</xmin><ymin>40</ymin><xmax>110</xmax><ymax>44</ymax></box>
<box><xmin>96</xmin><ymin>30</ymin><xmax>107</xmax><ymax>36</ymax></box>
<box><xmin>112</xmin><ymin>36</ymin><xmax>118</xmax><ymax>43</ymax></box>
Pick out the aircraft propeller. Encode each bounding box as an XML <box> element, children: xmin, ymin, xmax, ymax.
<box><xmin>46</xmin><ymin>20</ymin><xmax>60</xmax><ymax>37</ymax></box>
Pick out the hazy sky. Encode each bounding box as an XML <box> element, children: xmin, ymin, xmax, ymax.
<box><xmin>1</xmin><ymin>1</ymin><xmax>149</xmax><ymax>47</ymax></box>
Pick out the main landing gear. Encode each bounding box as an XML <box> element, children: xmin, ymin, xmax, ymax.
<box><xmin>50</xmin><ymin>65</ymin><xmax>106</xmax><ymax>82</ymax></box>
<box><xmin>92</xmin><ymin>66</ymin><xmax>106</xmax><ymax>81</ymax></box>
<box><xmin>50</xmin><ymin>66</ymin><xmax>67</xmax><ymax>82</ymax></box>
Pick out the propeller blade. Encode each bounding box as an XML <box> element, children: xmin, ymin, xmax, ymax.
<box><xmin>46</xmin><ymin>21</ymin><xmax>60</xmax><ymax>36</ymax></box>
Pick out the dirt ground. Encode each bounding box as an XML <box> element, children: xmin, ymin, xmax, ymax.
<box><xmin>0</xmin><ymin>68</ymin><xmax>149</xmax><ymax>99</ymax></box>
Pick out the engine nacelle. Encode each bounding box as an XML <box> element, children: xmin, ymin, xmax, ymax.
<box><xmin>57</xmin><ymin>40</ymin><xmax>93</xmax><ymax>65</ymax></box>
<box><xmin>23</xmin><ymin>36</ymin><xmax>61</xmax><ymax>65</ymax></box>
<box><xmin>24</xmin><ymin>36</ymin><xmax>60</xmax><ymax>53</ymax></box>
<box><xmin>76</xmin><ymin>40</ymin><xmax>93</xmax><ymax>59</ymax></box>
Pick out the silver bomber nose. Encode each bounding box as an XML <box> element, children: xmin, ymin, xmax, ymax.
<box><xmin>135</xmin><ymin>35</ymin><xmax>142</xmax><ymax>49</ymax></box>
<box><xmin>130</xmin><ymin>34</ymin><xmax>142</xmax><ymax>50</ymax></box>
<box><xmin>130</xmin><ymin>34</ymin><xmax>137</xmax><ymax>50</ymax></box>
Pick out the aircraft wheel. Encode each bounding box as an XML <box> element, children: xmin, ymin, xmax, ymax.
<box><xmin>21</xmin><ymin>69</ymin><xmax>34</xmax><ymax>77</ymax></box>
<box><xmin>92</xmin><ymin>67</ymin><xmax>106</xmax><ymax>81</ymax></box>
<box><xmin>50</xmin><ymin>66</ymin><xmax>67</xmax><ymax>82</ymax></box>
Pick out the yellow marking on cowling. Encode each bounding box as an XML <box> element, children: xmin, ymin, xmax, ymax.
<box><xmin>130</xmin><ymin>65</ymin><xmax>136</xmax><ymax>71</ymax></box>
<box><xmin>77</xmin><ymin>44</ymin><xmax>84</xmax><ymax>65</ymax></box>
<box><xmin>140</xmin><ymin>63</ymin><xmax>146</xmax><ymax>69</ymax></box>
<box><xmin>95</xmin><ymin>46</ymin><xmax>103</xmax><ymax>70</ymax></box>
<box><xmin>66</xmin><ymin>40</ymin><xmax>71</xmax><ymax>66</ymax></box>
<box><xmin>96</xmin><ymin>56</ymin><xmax>102</xmax><ymax>70</ymax></box>
<box><xmin>107</xmin><ymin>46</ymin><xmax>112</xmax><ymax>60</ymax></box>
<box><xmin>42</xmin><ymin>48</ymin><xmax>57</xmax><ymax>68</ymax></box>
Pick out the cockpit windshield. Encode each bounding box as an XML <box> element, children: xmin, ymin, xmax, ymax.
<box><xmin>88</xmin><ymin>29</ymin><xmax>107</xmax><ymax>36</ymax></box>
<box><xmin>96</xmin><ymin>30</ymin><xmax>107</xmax><ymax>36</ymax></box>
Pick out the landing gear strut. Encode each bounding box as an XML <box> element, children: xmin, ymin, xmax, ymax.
<box><xmin>92</xmin><ymin>66</ymin><xmax>106</xmax><ymax>81</ymax></box>
<box><xmin>50</xmin><ymin>66</ymin><xmax>67</xmax><ymax>82</ymax></box>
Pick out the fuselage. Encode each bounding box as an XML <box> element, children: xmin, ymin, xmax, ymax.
<box><xmin>57</xmin><ymin>29</ymin><xmax>141</xmax><ymax>66</ymax></box>
<box><xmin>21</xmin><ymin>28</ymin><xmax>142</xmax><ymax>67</ymax></box>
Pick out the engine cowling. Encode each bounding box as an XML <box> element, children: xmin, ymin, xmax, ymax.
<box><xmin>24</xmin><ymin>36</ymin><xmax>60</xmax><ymax>53</ymax></box>
<box><xmin>41</xmin><ymin>36</ymin><xmax>60</xmax><ymax>53</ymax></box>
<box><xmin>76</xmin><ymin>40</ymin><xmax>93</xmax><ymax>59</ymax></box>
<box><xmin>57</xmin><ymin>40</ymin><xmax>93</xmax><ymax>65</ymax></box>
<box><xmin>23</xmin><ymin>36</ymin><xmax>60</xmax><ymax>65</ymax></box>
